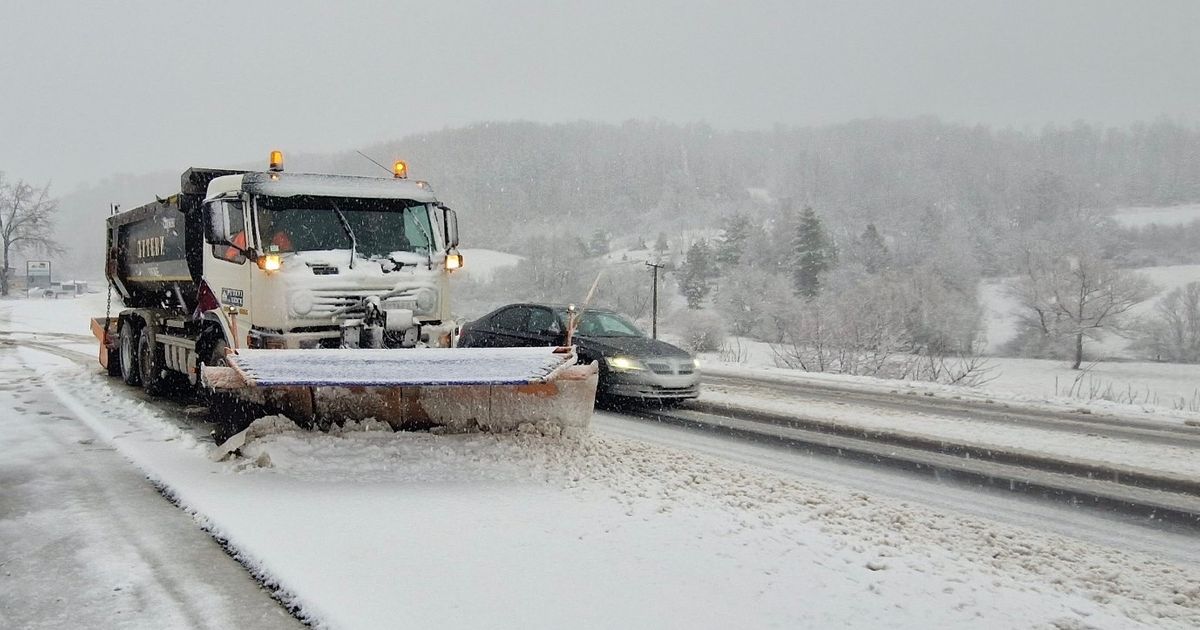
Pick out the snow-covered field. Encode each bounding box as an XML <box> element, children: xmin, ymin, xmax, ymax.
<box><xmin>454</xmin><ymin>248</ymin><xmax>522</xmax><ymax>282</ymax></box>
<box><xmin>4</xmin><ymin>295</ymin><xmax>1200</xmax><ymax>628</ymax></box>
<box><xmin>1113</xmin><ymin>203</ymin><xmax>1200</xmax><ymax>228</ymax></box>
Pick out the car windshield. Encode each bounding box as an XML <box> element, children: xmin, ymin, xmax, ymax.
<box><xmin>255</xmin><ymin>195</ymin><xmax>434</xmax><ymax>257</ymax></box>
<box><xmin>555</xmin><ymin>309</ymin><xmax>644</xmax><ymax>338</ymax></box>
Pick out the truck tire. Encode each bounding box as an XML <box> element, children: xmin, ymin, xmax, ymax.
<box><xmin>119</xmin><ymin>320</ymin><xmax>141</xmax><ymax>386</ymax></box>
<box><xmin>137</xmin><ymin>327</ymin><xmax>165</xmax><ymax>396</ymax></box>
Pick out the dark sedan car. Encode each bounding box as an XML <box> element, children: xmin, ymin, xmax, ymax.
<box><xmin>457</xmin><ymin>303</ymin><xmax>700</xmax><ymax>403</ymax></box>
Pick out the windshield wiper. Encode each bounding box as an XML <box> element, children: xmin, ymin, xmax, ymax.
<box><xmin>409</xmin><ymin>206</ymin><xmax>435</xmax><ymax>269</ymax></box>
<box><xmin>331</xmin><ymin>202</ymin><xmax>358</xmax><ymax>269</ymax></box>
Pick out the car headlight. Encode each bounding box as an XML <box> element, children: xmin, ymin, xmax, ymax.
<box><xmin>607</xmin><ymin>356</ymin><xmax>646</xmax><ymax>371</ymax></box>
<box><xmin>692</xmin><ymin>357</ymin><xmax>701</xmax><ymax>369</ymax></box>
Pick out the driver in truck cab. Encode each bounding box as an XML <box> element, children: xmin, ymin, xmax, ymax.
<box><xmin>223</xmin><ymin>226</ymin><xmax>293</xmax><ymax>259</ymax></box>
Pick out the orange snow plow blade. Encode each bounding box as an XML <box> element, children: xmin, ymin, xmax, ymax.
<box><xmin>201</xmin><ymin>346</ymin><xmax>598</xmax><ymax>433</ymax></box>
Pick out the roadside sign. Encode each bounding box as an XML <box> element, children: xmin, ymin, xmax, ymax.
<box><xmin>26</xmin><ymin>260</ymin><xmax>51</xmax><ymax>289</ymax></box>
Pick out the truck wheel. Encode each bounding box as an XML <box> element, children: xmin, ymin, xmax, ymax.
<box><xmin>119</xmin><ymin>320</ymin><xmax>141</xmax><ymax>386</ymax></box>
<box><xmin>137</xmin><ymin>328</ymin><xmax>165</xmax><ymax>396</ymax></box>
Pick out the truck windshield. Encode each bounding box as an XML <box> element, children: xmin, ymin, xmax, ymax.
<box><xmin>256</xmin><ymin>195</ymin><xmax>434</xmax><ymax>257</ymax></box>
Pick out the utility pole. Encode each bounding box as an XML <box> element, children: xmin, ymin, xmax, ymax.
<box><xmin>646</xmin><ymin>261</ymin><xmax>664</xmax><ymax>339</ymax></box>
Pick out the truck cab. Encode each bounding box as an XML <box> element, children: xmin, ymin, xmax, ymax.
<box><xmin>199</xmin><ymin>160</ymin><xmax>461</xmax><ymax>350</ymax></box>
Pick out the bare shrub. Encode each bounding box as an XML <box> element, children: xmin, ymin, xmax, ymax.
<box><xmin>1055</xmin><ymin>365</ymin><xmax>1200</xmax><ymax>411</ymax></box>
<box><xmin>671</xmin><ymin>309</ymin><xmax>726</xmax><ymax>353</ymax></box>
<box><xmin>766</xmin><ymin>272</ymin><xmax>992</xmax><ymax>385</ymax></box>
<box><xmin>895</xmin><ymin>353</ymin><xmax>997</xmax><ymax>387</ymax></box>
<box><xmin>717</xmin><ymin>337</ymin><xmax>749</xmax><ymax>363</ymax></box>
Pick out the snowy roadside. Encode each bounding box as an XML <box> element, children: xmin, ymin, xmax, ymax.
<box><xmin>697</xmin><ymin>339</ymin><xmax>1200</xmax><ymax>428</ymax></box>
<box><xmin>0</xmin><ymin>344</ymin><xmax>301</xmax><ymax>630</ymax></box>
<box><xmin>25</xmin><ymin>350</ymin><xmax>1200</xmax><ymax>629</ymax></box>
<box><xmin>6</xmin><ymin>295</ymin><xmax>1200</xmax><ymax>628</ymax></box>
<box><xmin>697</xmin><ymin>384</ymin><xmax>1200</xmax><ymax>480</ymax></box>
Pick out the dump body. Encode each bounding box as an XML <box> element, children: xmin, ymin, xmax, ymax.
<box><xmin>105</xmin><ymin>169</ymin><xmax>241</xmax><ymax>308</ymax></box>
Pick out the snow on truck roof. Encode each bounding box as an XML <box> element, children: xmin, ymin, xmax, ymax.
<box><xmin>217</xmin><ymin>171</ymin><xmax>440</xmax><ymax>203</ymax></box>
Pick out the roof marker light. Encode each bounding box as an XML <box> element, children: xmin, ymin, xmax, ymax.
<box><xmin>269</xmin><ymin>150</ymin><xmax>284</xmax><ymax>172</ymax></box>
<box><xmin>393</xmin><ymin>160</ymin><xmax>408</xmax><ymax>179</ymax></box>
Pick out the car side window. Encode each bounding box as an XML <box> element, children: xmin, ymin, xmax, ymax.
<box><xmin>525</xmin><ymin>308</ymin><xmax>559</xmax><ymax>334</ymax></box>
<box><xmin>492</xmin><ymin>307</ymin><xmax>530</xmax><ymax>332</ymax></box>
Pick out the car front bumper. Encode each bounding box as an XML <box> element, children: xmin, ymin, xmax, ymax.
<box><xmin>601</xmin><ymin>370</ymin><xmax>700</xmax><ymax>400</ymax></box>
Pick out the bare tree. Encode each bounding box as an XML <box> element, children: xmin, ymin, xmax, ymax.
<box><xmin>1135</xmin><ymin>282</ymin><xmax>1200</xmax><ymax>362</ymax></box>
<box><xmin>0</xmin><ymin>175</ymin><xmax>62</xmax><ymax>296</ymax></box>
<box><xmin>1009</xmin><ymin>248</ymin><xmax>1156</xmax><ymax>369</ymax></box>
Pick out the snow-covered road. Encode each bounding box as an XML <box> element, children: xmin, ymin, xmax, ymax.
<box><xmin>4</xmin><ymin>295</ymin><xmax>1200</xmax><ymax>628</ymax></box>
<box><xmin>699</xmin><ymin>370</ymin><xmax>1200</xmax><ymax>479</ymax></box>
<box><xmin>0</xmin><ymin>334</ymin><xmax>301</xmax><ymax>629</ymax></box>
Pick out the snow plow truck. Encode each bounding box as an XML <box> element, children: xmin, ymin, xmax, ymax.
<box><xmin>92</xmin><ymin>152</ymin><xmax>597</xmax><ymax>435</ymax></box>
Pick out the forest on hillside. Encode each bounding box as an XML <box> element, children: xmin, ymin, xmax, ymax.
<box><xmin>53</xmin><ymin>117</ymin><xmax>1200</xmax><ymax>276</ymax></box>
<box><xmin>343</xmin><ymin>117</ymin><xmax>1200</xmax><ymax>264</ymax></box>
<box><xmin>39</xmin><ymin>117</ymin><xmax>1200</xmax><ymax>371</ymax></box>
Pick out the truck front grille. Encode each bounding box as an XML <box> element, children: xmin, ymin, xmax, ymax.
<box><xmin>308</xmin><ymin>288</ymin><xmax>428</xmax><ymax>318</ymax></box>
<box><xmin>311</xmin><ymin>290</ymin><xmax>375</xmax><ymax>317</ymax></box>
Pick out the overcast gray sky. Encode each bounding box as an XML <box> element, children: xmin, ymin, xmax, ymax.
<box><xmin>3</xmin><ymin>0</ymin><xmax>1198</xmax><ymax>190</ymax></box>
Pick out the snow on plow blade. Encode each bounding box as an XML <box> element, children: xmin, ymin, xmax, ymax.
<box><xmin>201</xmin><ymin>346</ymin><xmax>598</xmax><ymax>432</ymax></box>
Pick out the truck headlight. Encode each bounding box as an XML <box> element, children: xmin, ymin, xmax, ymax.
<box><xmin>289</xmin><ymin>290</ymin><xmax>314</xmax><ymax>316</ymax></box>
<box><xmin>607</xmin><ymin>356</ymin><xmax>646</xmax><ymax>371</ymax></box>
<box><xmin>259</xmin><ymin>253</ymin><xmax>283</xmax><ymax>272</ymax></box>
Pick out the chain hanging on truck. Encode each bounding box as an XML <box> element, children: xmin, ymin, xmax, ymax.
<box><xmin>104</xmin><ymin>281</ymin><xmax>113</xmax><ymax>339</ymax></box>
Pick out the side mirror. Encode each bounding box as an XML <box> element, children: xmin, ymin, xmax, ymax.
<box><xmin>203</xmin><ymin>200</ymin><xmax>228</xmax><ymax>245</ymax></box>
<box><xmin>440</xmin><ymin>205</ymin><xmax>459</xmax><ymax>249</ymax></box>
<box><xmin>204</xmin><ymin>198</ymin><xmax>253</xmax><ymax>260</ymax></box>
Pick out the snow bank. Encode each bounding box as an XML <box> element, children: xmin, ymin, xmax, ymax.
<box><xmin>701</xmin><ymin>336</ymin><xmax>1200</xmax><ymax>425</ymax></box>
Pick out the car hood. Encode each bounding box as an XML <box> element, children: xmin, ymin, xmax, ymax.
<box><xmin>576</xmin><ymin>335</ymin><xmax>691</xmax><ymax>359</ymax></box>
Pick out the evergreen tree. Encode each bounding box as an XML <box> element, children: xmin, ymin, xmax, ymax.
<box><xmin>859</xmin><ymin>223</ymin><xmax>888</xmax><ymax>274</ymax></box>
<box><xmin>791</xmin><ymin>207</ymin><xmax>835</xmax><ymax>298</ymax></box>
<box><xmin>654</xmin><ymin>232</ymin><xmax>669</xmax><ymax>254</ymax></box>
<box><xmin>679</xmin><ymin>239</ymin><xmax>719</xmax><ymax>309</ymax></box>
<box><xmin>587</xmin><ymin>229</ymin><xmax>610</xmax><ymax>256</ymax></box>
<box><xmin>715</xmin><ymin>213</ymin><xmax>751</xmax><ymax>267</ymax></box>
